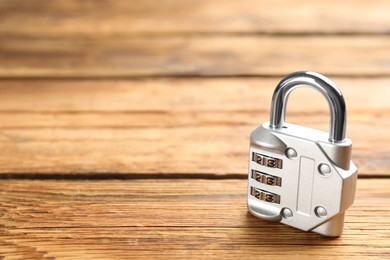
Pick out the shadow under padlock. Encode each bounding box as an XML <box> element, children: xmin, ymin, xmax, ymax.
<box><xmin>247</xmin><ymin>71</ymin><xmax>358</xmax><ymax>237</ymax></box>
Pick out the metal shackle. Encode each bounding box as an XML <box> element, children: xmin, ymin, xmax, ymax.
<box><xmin>269</xmin><ymin>71</ymin><xmax>347</xmax><ymax>142</ymax></box>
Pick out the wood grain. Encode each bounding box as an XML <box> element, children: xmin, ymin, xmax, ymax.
<box><xmin>0</xmin><ymin>78</ymin><xmax>388</xmax><ymax>113</ymax></box>
<box><xmin>0</xmin><ymin>179</ymin><xmax>388</xmax><ymax>259</ymax></box>
<box><xmin>0</xmin><ymin>78</ymin><xmax>388</xmax><ymax>176</ymax></box>
<box><xmin>0</xmin><ymin>121</ymin><xmax>388</xmax><ymax>176</ymax></box>
<box><xmin>1</xmin><ymin>36</ymin><xmax>390</xmax><ymax>77</ymax></box>
<box><xmin>0</xmin><ymin>1</ymin><xmax>389</xmax><ymax>259</ymax></box>
<box><xmin>1</xmin><ymin>0</ymin><xmax>389</xmax><ymax>36</ymax></box>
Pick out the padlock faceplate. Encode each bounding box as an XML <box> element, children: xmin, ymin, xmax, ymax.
<box><xmin>247</xmin><ymin>122</ymin><xmax>357</xmax><ymax>236</ymax></box>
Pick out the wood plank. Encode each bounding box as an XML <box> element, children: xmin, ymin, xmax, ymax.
<box><xmin>0</xmin><ymin>78</ymin><xmax>388</xmax><ymax>176</ymax></box>
<box><xmin>0</xmin><ymin>0</ymin><xmax>389</xmax><ymax>36</ymax></box>
<box><xmin>1</xmin><ymin>36</ymin><xmax>390</xmax><ymax>77</ymax></box>
<box><xmin>0</xmin><ymin>179</ymin><xmax>389</xmax><ymax>259</ymax></box>
<box><xmin>0</xmin><ymin>78</ymin><xmax>388</xmax><ymax>113</ymax></box>
<box><xmin>0</xmin><ymin>122</ymin><xmax>387</xmax><ymax>176</ymax></box>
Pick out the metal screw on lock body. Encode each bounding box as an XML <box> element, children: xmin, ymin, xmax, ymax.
<box><xmin>269</xmin><ymin>71</ymin><xmax>347</xmax><ymax>143</ymax></box>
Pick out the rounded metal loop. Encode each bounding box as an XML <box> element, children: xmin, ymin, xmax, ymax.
<box><xmin>269</xmin><ymin>71</ymin><xmax>346</xmax><ymax>142</ymax></box>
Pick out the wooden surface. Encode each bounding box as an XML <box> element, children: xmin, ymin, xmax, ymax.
<box><xmin>0</xmin><ymin>179</ymin><xmax>389</xmax><ymax>259</ymax></box>
<box><xmin>0</xmin><ymin>1</ymin><xmax>389</xmax><ymax>259</ymax></box>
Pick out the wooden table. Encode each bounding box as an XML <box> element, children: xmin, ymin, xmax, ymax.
<box><xmin>0</xmin><ymin>1</ymin><xmax>389</xmax><ymax>259</ymax></box>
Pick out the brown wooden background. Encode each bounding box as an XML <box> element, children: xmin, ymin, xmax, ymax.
<box><xmin>0</xmin><ymin>1</ymin><xmax>389</xmax><ymax>259</ymax></box>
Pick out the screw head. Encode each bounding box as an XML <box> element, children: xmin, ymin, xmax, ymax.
<box><xmin>315</xmin><ymin>206</ymin><xmax>328</xmax><ymax>218</ymax></box>
<box><xmin>281</xmin><ymin>208</ymin><xmax>293</xmax><ymax>220</ymax></box>
<box><xmin>285</xmin><ymin>148</ymin><xmax>297</xmax><ymax>159</ymax></box>
<box><xmin>318</xmin><ymin>163</ymin><xmax>331</xmax><ymax>176</ymax></box>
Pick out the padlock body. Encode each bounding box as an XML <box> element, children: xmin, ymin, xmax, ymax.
<box><xmin>247</xmin><ymin>122</ymin><xmax>357</xmax><ymax>236</ymax></box>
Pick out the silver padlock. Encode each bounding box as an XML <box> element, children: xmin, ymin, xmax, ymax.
<box><xmin>247</xmin><ymin>71</ymin><xmax>357</xmax><ymax>237</ymax></box>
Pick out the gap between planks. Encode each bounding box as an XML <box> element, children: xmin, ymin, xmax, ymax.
<box><xmin>0</xmin><ymin>173</ymin><xmax>386</xmax><ymax>180</ymax></box>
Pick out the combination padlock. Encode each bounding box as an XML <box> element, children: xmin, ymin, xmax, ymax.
<box><xmin>247</xmin><ymin>71</ymin><xmax>357</xmax><ymax>237</ymax></box>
